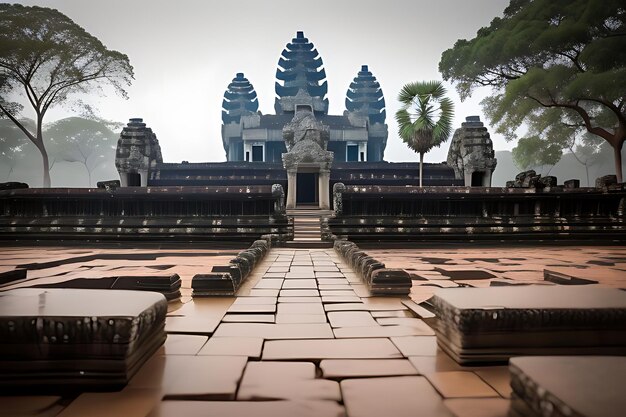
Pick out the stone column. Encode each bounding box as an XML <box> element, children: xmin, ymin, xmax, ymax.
<box><xmin>140</xmin><ymin>170</ymin><xmax>149</xmax><ymax>187</ymax></box>
<box><xmin>318</xmin><ymin>170</ymin><xmax>330</xmax><ymax>210</ymax></box>
<box><xmin>464</xmin><ymin>170</ymin><xmax>473</xmax><ymax>187</ymax></box>
<box><xmin>119</xmin><ymin>172</ymin><xmax>128</xmax><ymax>187</ymax></box>
<box><xmin>286</xmin><ymin>169</ymin><xmax>297</xmax><ymax>209</ymax></box>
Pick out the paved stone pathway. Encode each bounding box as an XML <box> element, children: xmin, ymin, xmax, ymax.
<box><xmin>4</xmin><ymin>245</ymin><xmax>626</xmax><ymax>416</ymax></box>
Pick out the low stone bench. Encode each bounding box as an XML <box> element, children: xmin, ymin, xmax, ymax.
<box><xmin>0</xmin><ymin>288</ymin><xmax>167</xmax><ymax>393</ymax></box>
<box><xmin>429</xmin><ymin>286</ymin><xmax>626</xmax><ymax>364</ymax></box>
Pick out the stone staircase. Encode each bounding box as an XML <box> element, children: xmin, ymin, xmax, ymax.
<box><xmin>285</xmin><ymin>206</ymin><xmax>333</xmax><ymax>248</ymax></box>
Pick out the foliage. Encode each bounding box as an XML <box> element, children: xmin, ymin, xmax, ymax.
<box><xmin>512</xmin><ymin>136</ymin><xmax>563</xmax><ymax>170</ymax></box>
<box><xmin>0</xmin><ymin>118</ymin><xmax>35</xmax><ymax>180</ymax></box>
<box><xmin>439</xmin><ymin>0</ymin><xmax>626</xmax><ymax>181</ymax></box>
<box><xmin>45</xmin><ymin>117</ymin><xmax>120</xmax><ymax>186</ymax></box>
<box><xmin>0</xmin><ymin>4</ymin><xmax>133</xmax><ymax>187</ymax></box>
<box><xmin>395</xmin><ymin>81</ymin><xmax>454</xmax><ymax>186</ymax></box>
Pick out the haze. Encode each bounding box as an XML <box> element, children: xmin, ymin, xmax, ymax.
<box><xmin>10</xmin><ymin>0</ymin><xmax>511</xmax><ymax>165</ymax></box>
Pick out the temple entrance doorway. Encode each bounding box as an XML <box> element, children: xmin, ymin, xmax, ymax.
<box><xmin>471</xmin><ymin>171</ymin><xmax>485</xmax><ymax>186</ymax></box>
<box><xmin>128</xmin><ymin>172</ymin><xmax>141</xmax><ymax>187</ymax></box>
<box><xmin>296</xmin><ymin>172</ymin><xmax>318</xmax><ymax>205</ymax></box>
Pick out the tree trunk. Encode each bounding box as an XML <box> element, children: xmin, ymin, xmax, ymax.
<box><xmin>614</xmin><ymin>142</ymin><xmax>624</xmax><ymax>183</ymax></box>
<box><xmin>35</xmin><ymin>116</ymin><xmax>51</xmax><ymax>188</ymax></box>
<box><xmin>419</xmin><ymin>152</ymin><xmax>424</xmax><ymax>187</ymax></box>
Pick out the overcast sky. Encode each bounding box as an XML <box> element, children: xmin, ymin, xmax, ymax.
<box><xmin>13</xmin><ymin>0</ymin><xmax>511</xmax><ymax>163</ymax></box>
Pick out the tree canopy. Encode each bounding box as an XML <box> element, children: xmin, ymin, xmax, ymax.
<box><xmin>45</xmin><ymin>117</ymin><xmax>120</xmax><ymax>187</ymax></box>
<box><xmin>439</xmin><ymin>0</ymin><xmax>626</xmax><ymax>182</ymax></box>
<box><xmin>0</xmin><ymin>4</ymin><xmax>133</xmax><ymax>187</ymax></box>
<box><xmin>395</xmin><ymin>80</ymin><xmax>454</xmax><ymax>186</ymax></box>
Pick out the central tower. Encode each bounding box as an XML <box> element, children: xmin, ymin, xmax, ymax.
<box><xmin>275</xmin><ymin>31</ymin><xmax>329</xmax><ymax>115</ymax></box>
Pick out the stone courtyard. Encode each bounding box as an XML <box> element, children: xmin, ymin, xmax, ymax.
<box><xmin>2</xmin><ymin>244</ymin><xmax>625</xmax><ymax>417</ymax></box>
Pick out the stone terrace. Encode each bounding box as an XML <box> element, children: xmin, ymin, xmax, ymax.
<box><xmin>2</xmin><ymin>245</ymin><xmax>626</xmax><ymax>417</ymax></box>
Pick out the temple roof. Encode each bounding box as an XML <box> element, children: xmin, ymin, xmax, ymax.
<box><xmin>275</xmin><ymin>31</ymin><xmax>328</xmax><ymax>114</ymax></box>
<box><xmin>222</xmin><ymin>73</ymin><xmax>259</xmax><ymax>125</ymax></box>
<box><xmin>345</xmin><ymin>65</ymin><xmax>386</xmax><ymax>125</ymax></box>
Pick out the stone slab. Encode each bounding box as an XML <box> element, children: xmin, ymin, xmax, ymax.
<box><xmin>161</xmin><ymin>335</ymin><xmax>208</xmax><ymax>355</ymax></box>
<box><xmin>149</xmin><ymin>400</ymin><xmax>346</xmax><ymax>417</ymax></box>
<box><xmin>237</xmin><ymin>361</ymin><xmax>340</xmax><ymax>401</ymax></box>
<box><xmin>129</xmin><ymin>355</ymin><xmax>247</xmax><ymax>400</ymax></box>
<box><xmin>213</xmin><ymin>323</ymin><xmax>333</xmax><ymax>339</ymax></box>
<box><xmin>58</xmin><ymin>388</ymin><xmax>161</xmax><ymax>417</ymax></box>
<box><xmin>425</xmin><ymin>371</ymin><xmax>499</xmax><ymax>398</ymax></box>
<box><xmin>221</xmin><ymin>314</ymin><xmax>275</xmax><ymax>323</ymax></box>
<box><xmin>281</xmin><ymin>279</ymin><xmax>318</xmax><ymax>289</ymax></box>
<box><xmin>474</xmin><ymin>367</ymin><xmax>512</xmax><ymax>398</ymax></box>
<box><xmin>263</xmin><ymin>338</ymin><xmax>403</xmax><ymax>360</ymax></box>
<box><xmin>276</xmin><ymin>302</ymin><xmax>325</xmax><ymax>315</ymax></box>
<box><xmin>391</xmin><ymin>336</ymin><xmax>438</xmax><ymax>357</ymax></box>
<box><xmin>197</xmin><ymin>337</ymin><xmax>263</xmax><ymax>358</ymax></box>
<box><xmin>509</xmin><ymin>356</ymin><xmax>626</xmax><ymax>417</ymax></box>
<box><xmin>341</xmin><ymin>376</ymin><xmax>453</xmax><ymax>417</ymax></box>
<box><xmin>279</xmin><ymin>289</ymin><xmax>319</xmax><ymax>297</ymax></box>
<box><xmin>327</xmin><ymin>311</ymin><xmax>377</xmax><ymax>328</ymax></box>
<box><xmin>443</xmin><ymin>398</ymin><xmax>510</xmax><ymax>417</ymax></box>
<box><xmin>334</xmin><ymin>325</ymin><xmax>433</xmax><ymax>339</ymax></box>
<box><xmin>275</xmin><ymin>314</ymin><xmax>328</xmax><ymax>324</ymax></box>
<box><xmin>320</xmin><ymin>359</ymin><xmax>418</xmax><ymax>379</ymax></box>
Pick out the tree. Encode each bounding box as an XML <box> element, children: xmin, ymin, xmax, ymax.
<box><xmin>512</xmin><ymin>136</ymin><xmax>563</xmax><ymax>174</ymax></box>
<box><xmin>0</xmin><ymin>4</ymin><xmax>133</xmax><ymax>187</ymax></box>
<box><xmin>395</xmin><ymin>81</ymin><xmax>454</xmax><ymax>187</ymax></box>
<box><xmin>45</xmin><ymin>117</ymin><xmax>120</xmax><ymax>187</ymax></box>
<box><xmin>439</xmin><ymin>0</ymin><xmax>626</xmax><ymax>182</ymax></box>
<box><xmin>0</xmin><ymin>118</ymin><xmax>35</xmax><ymax>181</ymax></box>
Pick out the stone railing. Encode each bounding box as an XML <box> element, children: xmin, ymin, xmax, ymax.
<box><xmin>0</xmin><ymin>185</ymin><xmax>291</xmax><ymax>243</ymax></box>
<box><xmin>192</xmin><ymin>238</ymin><xmax>271</xmax><ymax>296</ymax></box>
<box><xmin>325</xmin><ymin>183</ymin><xmax>626</xmax><ymax>243</ymax></box>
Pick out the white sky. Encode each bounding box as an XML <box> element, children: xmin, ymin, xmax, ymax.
<box><xmin>13</xmin><ymin>0</ymin><xmax>512</xmax><ymax>163</ymax></box>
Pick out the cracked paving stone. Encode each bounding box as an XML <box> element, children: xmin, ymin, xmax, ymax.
<box><xmin>237</xmin><ymin>361</ymin><xmax>341</xmax><ymax>401</ymax></box>
<box><xmin>221</xmin><ymin>314</ymin><xmax>275</xmax><ymax>323</ymax></box>
<box><xmin>129</xmin><ymin>355</ymin><xmax>247</xmax><ymax>400</ymax></box>
<box><xmin>334</xmin><ymin>325</ymin><xmax>433</xmax><ymax>339</ymax></box>
<box><xmin>275</xmin><ymin>314</ymin><xmax>328</xmax><ymax>324</ymax></box>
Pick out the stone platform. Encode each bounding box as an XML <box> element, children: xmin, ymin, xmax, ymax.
<box><xmin>1</xmin><ymin>245</ymin><xmax>625</xmax><ymax>416</ymax></box>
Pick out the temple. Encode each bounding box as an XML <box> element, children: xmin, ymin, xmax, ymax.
<box><xmin>114</xmin><ymin>31</ymin><xmax>502</xmax><ymax>208</ymax></box>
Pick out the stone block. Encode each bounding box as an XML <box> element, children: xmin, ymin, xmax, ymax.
<box><xmin>564</xmin><ymin>179</ymin><xmax>580</xmax><ymax>189</ymax></box>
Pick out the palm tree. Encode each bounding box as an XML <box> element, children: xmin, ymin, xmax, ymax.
<box><xmin>395</xmin><ymin>81</ymin><xmax>454</xmax><ymax>187</ymax></box>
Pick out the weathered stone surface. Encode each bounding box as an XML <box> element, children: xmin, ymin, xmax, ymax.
<box><xmin>341</xmin><ymin>376</ymin><xmax>453</xmax><ymax>417</ymax></box>
<box><xmin>320</xmin><ymin>359</ymin><xmax>418</xmax><ymax>379</ymax></box>
<box><xmin>510</xmin><ymin>356</ymin><xmax>626</xmax><ymax>417</ymax></box>
<box><xmin>263</xmin><ymin>338</ymin><xmax>403</xmax><ymax>360</ymax></box>
<box><xmin>425</xmin><ymin>371</ymin><xmax>499</xmax><ymax>398</ymax></box>
<box><xmin>149</xmin><ymin>400</ymin><xmax>346</xmax><ymax>417</ymax></box>
<box><xmin>446</xmin><ymin>116</ymin><xmax>497</xmax><ymax>187</ymax></box>
<box><xmin>237</xmin><ymin>361</ymin><xmax>340</xmax><ymax>401</ymax></box>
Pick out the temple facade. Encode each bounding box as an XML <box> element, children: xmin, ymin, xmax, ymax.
<box><xmin>221</xmin><ymin>32</ymin><xmax>388</xmax><ymax>164</ymax></box>
<box><xmin>115</xmin><ymin>31</ymin><xmax>499</xmax><ymax>208</ymax></box>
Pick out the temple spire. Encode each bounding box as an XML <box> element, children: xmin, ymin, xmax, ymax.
<box><xmin>345</xmin><ymin>65</ymin><xmax>386</xmax><ymax>125</ymax></box>
<box><xmin>221</xmin><ymin>72</ymin><xmax>258</xmax><ymax>124</ymax></box>
<box><xmin>275</xmin><ymin>31</ymin><xmax>328</xmax><ymax>114</ymax></box>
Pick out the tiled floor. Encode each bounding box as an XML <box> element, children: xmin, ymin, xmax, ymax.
<box><xmin>1</xmin><ymin>246</ymin><xmax>625</xmax><ymax>416</ymax></box>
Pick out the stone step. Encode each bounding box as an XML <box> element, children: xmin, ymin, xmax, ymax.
<box><xmin>283</xmin><ymin>240</ymin><xmax>333</xmax><ymax>249</ymax></box>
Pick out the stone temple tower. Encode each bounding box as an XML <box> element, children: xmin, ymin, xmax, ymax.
<box><xmin>447</xmin><ymin>116</ymin><xmax>497</xmax><ymax>187</ymax></box>
<box><xmin>221</xmin><ymin>73</ymin><xmax>259</xmax><ymax>161</ymax></box>
<box><xmin>275</xmin><ymin>31</ymin><xmax>328</xmax><ymax>115</ymax></box>
<box><xmin>115</xmin><ymin>118</ymin><xmax>162</xmax><ymax>187</ymax></box>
